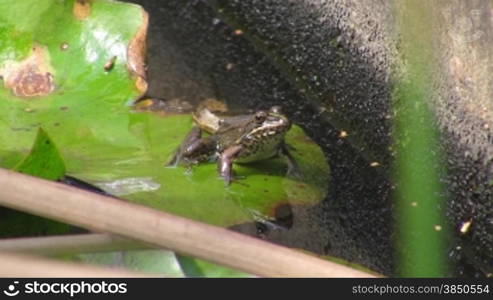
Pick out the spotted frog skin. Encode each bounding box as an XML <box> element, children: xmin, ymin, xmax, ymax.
<box><xmin>168</xmin><ymin>106</ymin><xmax>298</xmax><ymax>185</ymax></box>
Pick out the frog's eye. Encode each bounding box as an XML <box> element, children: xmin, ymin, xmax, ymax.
<box><xmin>269</xmin><ymin>106</ymin><xmax>282</xmax><ymax>114</ymax></box>
<box><xmin>254</xmin><ymin>111</ymin><xmax>267</xmax><ymax>122</ymax></box>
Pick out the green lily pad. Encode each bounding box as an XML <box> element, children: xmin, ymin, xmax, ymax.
<box><xmin>69</xmin><ymin>113</ymin><xmax>330</xmax><ymax>226</ymax></box>
<box><xmin>0</xmin><ymin>0</ymin><xmax>330</xmax><ymax>277</ymax></box>
<box><xmin>0</xmin><ymin>0</ymin><xmax>146</xmax><ymax>239</ymax></box>
<box><xmin>0</xmin><ymin>0</ymin><xmax>329</xmax><ymax>228</ymax></box>
<box><xmin>176</xmin><ymin>254</ymin><xmax>252</xmax><ymax>278</ymax></box>
<box><xmin>68</xmin><ymin>249</ymin><xmax>251</xmax><ymax>277</ymax></box>
<box><xmin>73</xmin><ymin>250</ymin><xmax>185</xmax><ymax>277</ymax></box>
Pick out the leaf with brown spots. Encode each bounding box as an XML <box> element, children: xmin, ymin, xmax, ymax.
<box><xmin>0</xmin><ymin>45</ymin><xmax>55</xmax><ymax>98</ymax></box>
<box><xmin>73</xmin><ymin>0</ymin><xmax>92</xmax><ymax>20</ymax></box>
<box><xmin>127</xmin><ymin>9</ymin><xmax>149</xmax><ymax>96</ymax></box>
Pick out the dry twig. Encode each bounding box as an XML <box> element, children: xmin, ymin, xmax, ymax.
<box><xmin>0</xmin><ymin>168</ymin><xmax>378</xmax><ymax>277</ymax></box>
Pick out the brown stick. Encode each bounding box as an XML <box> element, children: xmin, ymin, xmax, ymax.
<box><xmin>0</xmin><ymin>252</ymin><xmax>147</xmax><ymax>277</ymax></box>
<box><xmin>0</xmin><ymin>233</ymin><xmax>150</xmax><ymax>255</ymax></box>
<box><xmin>0</xmin><ymin>168</ymin><xmax>378</xmax><ymax>277</ymax></box>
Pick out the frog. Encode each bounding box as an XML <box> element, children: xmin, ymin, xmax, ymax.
<box><xmin>168</xmin><ymin>106</ymin><xmax>299</xmax><ymax>185</ymax></box>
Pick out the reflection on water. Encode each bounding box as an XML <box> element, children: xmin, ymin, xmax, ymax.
<box><xmin>95</xmin><ymin>177</ymin><xmax>161</xmax><ymax>196</ymax></box>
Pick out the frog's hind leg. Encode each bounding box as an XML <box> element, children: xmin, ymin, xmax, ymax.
<box><xmin>166</xmin><ymin>126</ymin><xmax>203</xmax><ymax>167</ymax></box>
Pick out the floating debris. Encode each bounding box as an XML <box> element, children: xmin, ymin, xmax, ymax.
<box><xmin>60</xmin><ymin>42</ymin><xmax>69</xmax><ymax>51</ymax></box>
<box><xmin>370</xmin><ymin>161</ymin><xmax>380</xmax><ymax>167</ymax></box>
<box><xmin>459</xmin><ymin>219</ymin><xmax>472</xmax><ymax>234</ymax></box>
<box><xmin>104</xmin><ymin>56</ymin><xmax>117</xmax><ymax>72</ymax></box>
<box><xmin>339</xmin><ymin>130</ymin><xmax>348</xmax><ymax>138</ymax></box>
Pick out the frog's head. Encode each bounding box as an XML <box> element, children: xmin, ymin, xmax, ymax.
<box><xmin>248</xmin><ymin>106</ymin><xmax>291</xmax><ymax>137</ymax></box>
<box><xmin>216</xmin><ymin>106</ymin><xmax>291</xmax><ymax>151</ymax></box>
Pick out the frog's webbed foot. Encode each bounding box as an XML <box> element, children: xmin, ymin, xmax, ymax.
<box><xmin>167</xmin><ymin>151</ymin><xmax>186</xmax><ymax>167</ymax></box>
<box><xmin>218</xmin><ymin>145</ymin><xmax>243</xmax><ymax>186</ymax></box>
<box><xmin>280</xmin><ymin>143</ymin><xmax>302</xmax><ymax>179</ymax></box>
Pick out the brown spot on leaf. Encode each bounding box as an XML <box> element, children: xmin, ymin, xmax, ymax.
<box><xmin>127</xmin><ymin>8</ymin><xmax>149</xmax><ymax>97</ymax></box>
<box><xmin>104</xmin><ymin>56</ymin><xmax>117</xmax><ymax>72</ymax></box>
<box><xmin>11</xmin><ymin>67</ymin><xmax>54</xmax><ymax>97</ymax></box>
<box><xmin>0</xmin><ymin>44</ymin><xmax>55</xmax><ymax>98</ymax></box>
<box><xmin>73</xmin><ymin>0</ymin><xmax>92</xmax><ymax>20</ymax></box>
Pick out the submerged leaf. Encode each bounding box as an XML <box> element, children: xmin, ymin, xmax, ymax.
<box><xmin>176</xmin><ymin>254</ymin><xmax>252</xmax><ymax>278</ymax></box>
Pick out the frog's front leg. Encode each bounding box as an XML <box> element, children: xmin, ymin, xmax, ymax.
<box><xmin>218</xmin><ymin>145</ymin><xmax>243</xmax><ymax>185</ymax></box>
<box><xmin>280</xmin><ymin>142</ymin><xmax>301</xmax><ymax>178</ymax></box>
